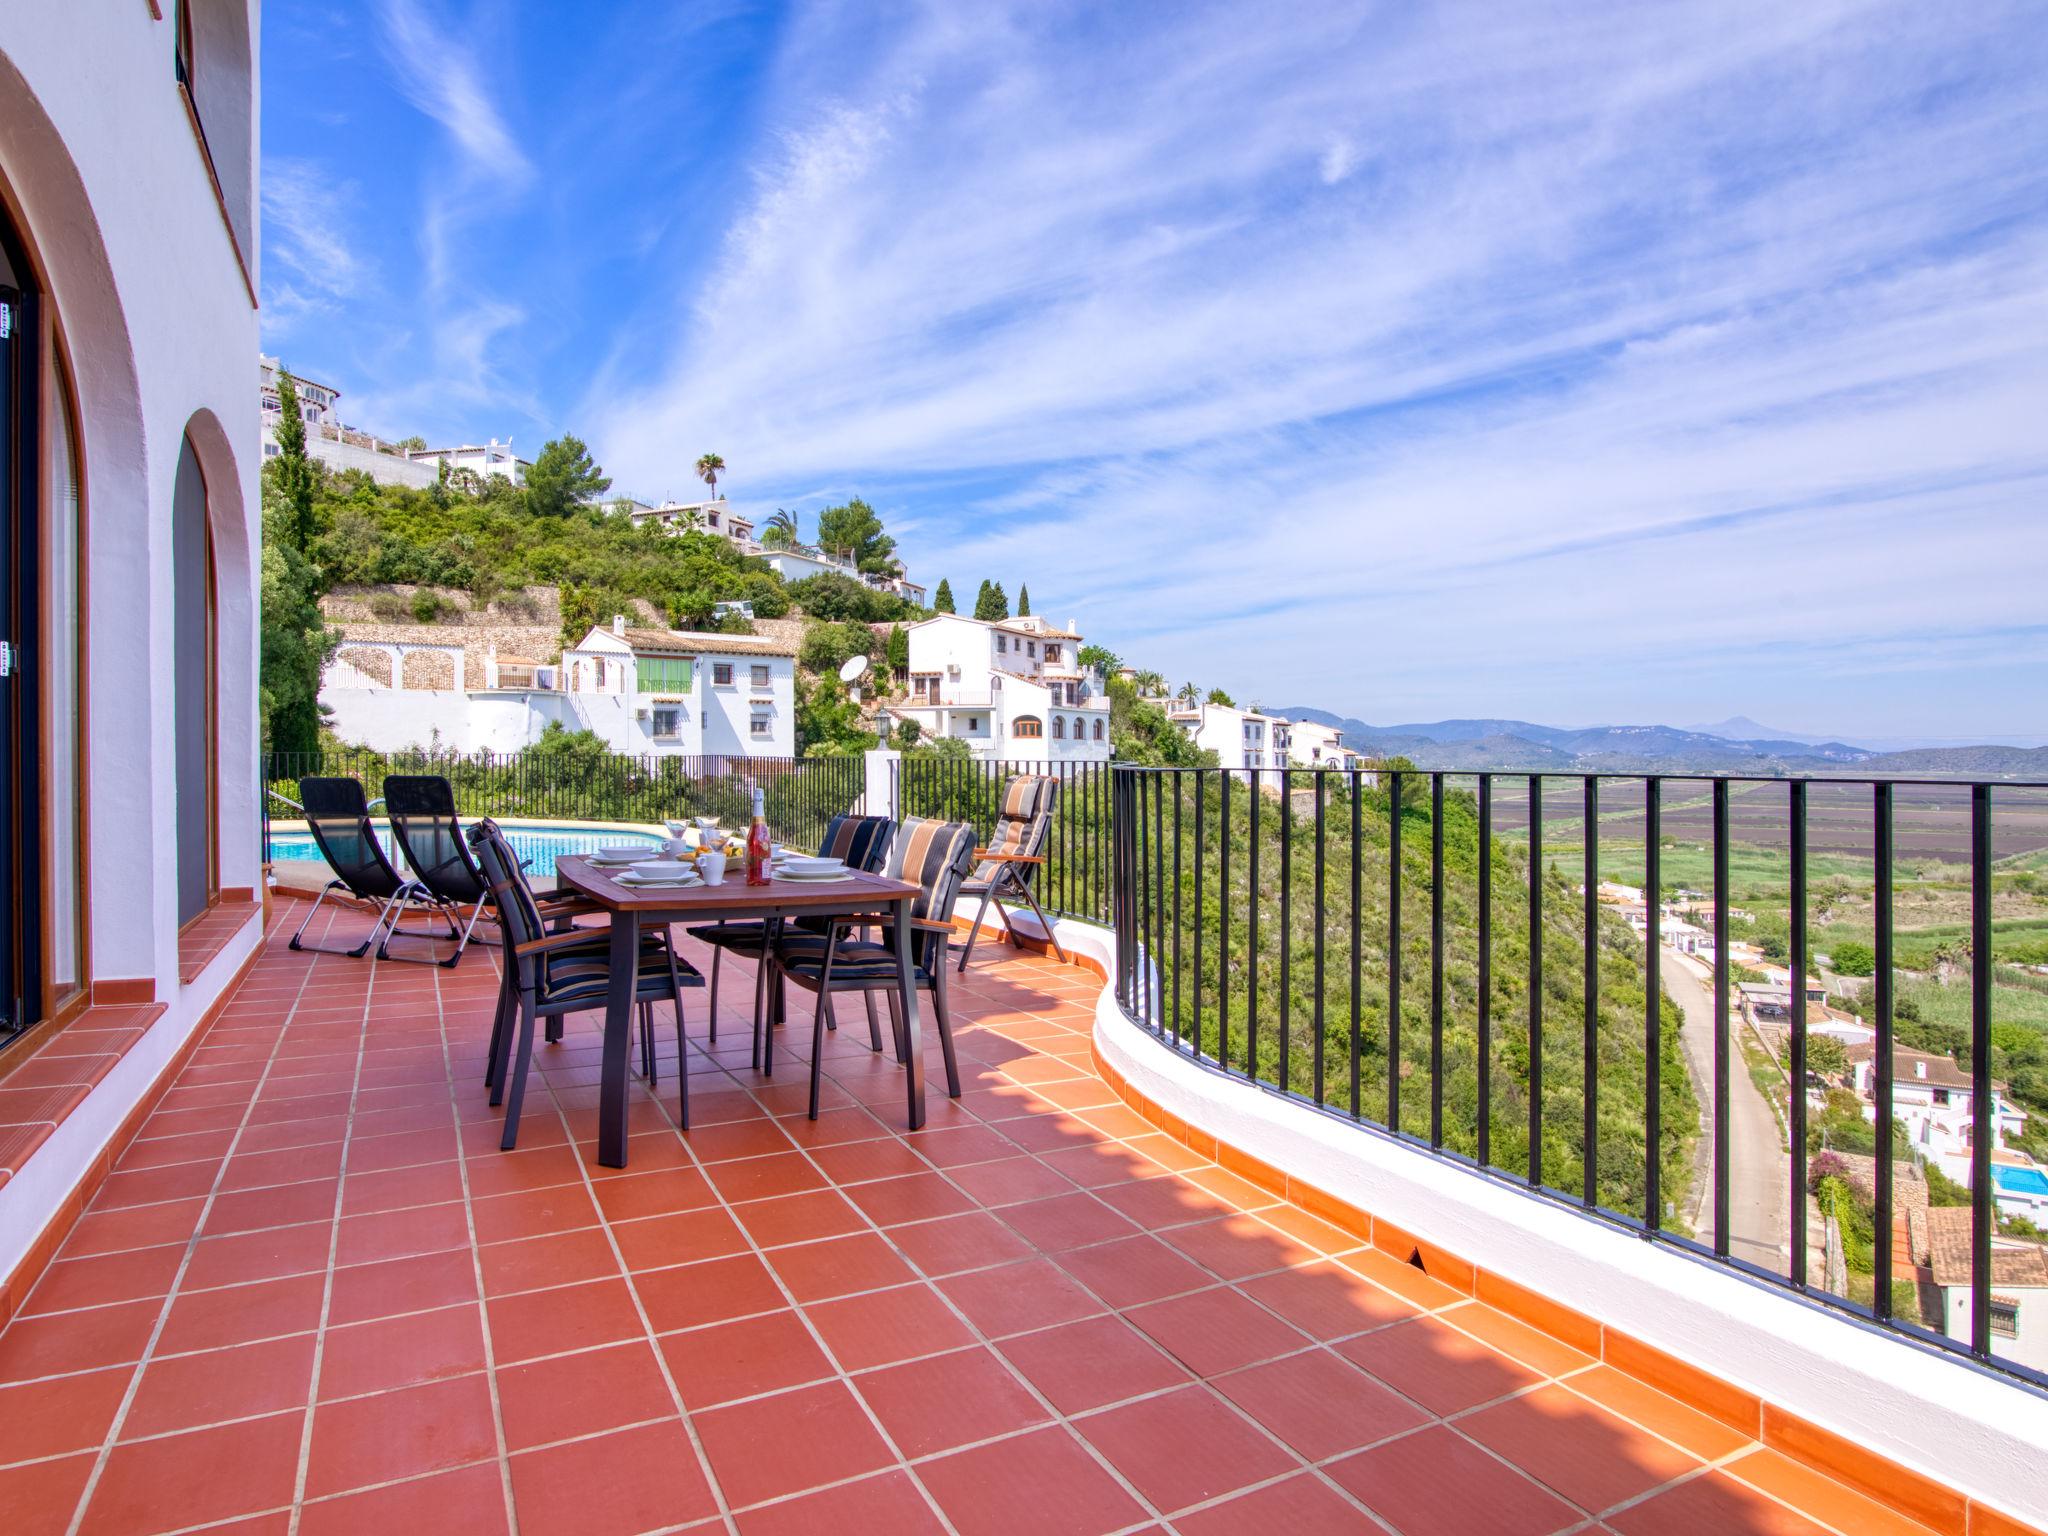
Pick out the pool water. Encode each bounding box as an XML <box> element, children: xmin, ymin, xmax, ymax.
<box><xmin>267</xmin><ymin>823</ymin><xmax>667</xmax><ymax>878</ymax></box>
<box><xmin>1993</xmin><ymin>1165</ymin><xmax>2048</xmax><ymax>1198</ymax></box>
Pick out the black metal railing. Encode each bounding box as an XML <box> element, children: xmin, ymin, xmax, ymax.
<box><xmin>896</xmin><ymin>756</ymin><xmax>1114</xmax><ymax>925</ymax></box>
<box><xmin>261</xmin><ymin>748</ymin><xmax>865</xmax><ymax>856</ymax></box>
<box><xmin>1110</xmin><ymin>764</ymin><xmax>2048</xmax><ymax>1390</ymax></box>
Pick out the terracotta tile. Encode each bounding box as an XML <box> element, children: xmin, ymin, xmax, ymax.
<box><xmin>729</xmin><ymin>1188</ymin><xmax>869</xmax><ymax>1248</ymax></box>
<box><xmin>79</xmin><ymin>1412</ymin><xmax>304</xmax><ymax>1536</ymax></box>
<box><xmin>321</xmin><ymin>1200</ymin><xmax>461</xmax><ymax>1268</ymax></box>
<box><xmin>1603</xmin><ymin>1328</ymin><xmax>1760</xmax><ymax>1437</ymax></box>
<box><xmin>1037</xmin><ymin>1140</ymin><xmax>1165</xmax><ymax>1190</ymax></box>
<box><xmin>939</xmin><ymin>1256</ymin><xmax>1106</xmax><ymax>1337</ymax></box>
<box><xmin>1173</xmin><ymin>1472</ymin><xmax>1384</xmax><ymax>1534</ymax></box>
<box><xmin>1475</xmin><ymin>1269</ymin><xmax>1604</xmax><ymax>1357</ymax></box>
<box><xmin>1727</xmin><ymin>1448</ymin><xmax>1943</xmax><ymax>1536</ymax></box>
<box><xmin>0</xmin><ymin>1451</ymin><xmax>97</xmax><ymax>1536</ymax></box>
<box><xmin>918</xmin><ymin>1425</ymin><xmax>1146</xmax><ymax>1536</ymax></box>
<box><xmin>1237</xmin><ymin>1259</ymin><xmax>1417</xmax><ymax>1341</ymax></box>
<box><xmin>1213</xmin><ymin>1347</ymin><xmax>1429</xmax><ymax>1459</ymax></box>
<box><xmin>478</xmin><ymin>1226</ymin><xmax>623</xmax><ymax>1297</ymax></box>
<box><xmin>1333</xmin><ymin>1245</ymin><xmax>1468</xmax><ymax>1311</ymax></box>
<box><xmin>304</xmin><ymin>1373</ymin><xmax>499</xmax><ymax>1497</ymax></box>
<box><xmin>843</xmin><ymin>1171</ymin><xmax>979</xmax><ymax>1226</ymax></box>
<box><xmin>634</xmin><ymin>1252</ymin><xmax>785</xmax><ymax>1334</ymax></box>
<box><xmin>734</xmin><ymin>1469</ymin><xmax>947</xmax><ymax>1536</ymax></box>
<box><xmin>997</xmin><ymin>1315</ymin><xmax>1192</xmax><ymax>1414</ymax></box>
<box><xmin>123</xmin><ymin>1333</ymin><xmax>318</xmax><ymax>1438</ymax></box>
<box><xmin>657</xmin><ymin>1308</ymin><xmax>834</xmax><ymax>1410</ymax></box>
<box><xmin>611</xmin><ymin>1206</ymin><xmax>750</xmax><ymax>1271</ymax></box>
<box><xmin>1607</xmin><ymin>1470</ymin><xmax>1831</xmax><ymax>1536</ymax></box>
<box><xmin>1762</xmin><ymin>1405</ymin><xmax>1969</xmax><ymax>1536</ymax></box>
<box><xmin>905</xmin><ymin>1123</ymin><xmax>1021</xmax><ymax>1168</ymax></box>
<box><xmin>469</xmin><ymin>1182</ymin><xmax>603</xmax><ymax>1245</ymax></box>
<box><xmin>1563</xmin><ymin>1365</ymin><xmax>1754</xmax><ymax>1461</ymax></box>
<box><xmin>1327</xmin><ymin>1423</ymin><xmax>1580</xmax><ymax>1536</ymax></box>
<box><xmin>1157</xmin><ymin>1212</ymin><xmax>1322</xmax><ymax>1280</ymax></box>
<box><xmin>805</xmin><ymin>1281</ymin><xmax>975</xmax><ymax>1370</ymax></box>
<box><xmin>1001</xmin><ymin>1192</ymin><xmax>1142</xmax><ymax>1253</ymax></box>
<box><xmin>201</xmin><ymin>1177</ymin><xmax>339</xmax><ymax>1237</ymax></box>
<box><xmin>462</xmin><ymin>1144</ymin><xmax>585</xmax><ymax>1201</ymax></box>
<box><xmin>0</xmin><ymin>1298</ymin><xmax>162</xmax><ymax>1381</ymax></box>
<box><xmin>767</xmin><ymin>1231</ymin><xmax>917</xmax><ymax>1302</ymax></box>
<box><xmin>856</xmin><ymin>1344</ymin><xmax>1052</xmax><ymax>1456</ymax></box>
<box><xmin>487</xmin><ymin>1275</ymin><xmax>647</xmax><ymax>1364</ymax></box>
<box><xmin>704</xmin><ymin>1151</ymin><xmax>829</xmax><ymax>1205</ymax></box>
<box><xmin>298</xmin><ymin>1463</ymin><xmax>508</xmax><ymax>1536</ymax></box>
<box><xmin>1369</xmin><ymin>1217</ymin><xmax>1475</xmax><ymax>1294</ymax></box>
<box><xmin>1077</xmin><ymin>1383</ymin><xmax>1298</xmax><ymax>1511</ymax></box>
<box><xmin>0</xmin><ymin>1365</ymin><xmax>135</xmax><ymax>1462</ymax></box>
<box><xmin>64</xmin><ymin>1197</ymin><xmax>209</xmax><ymax>1257</ymax></box>
<box><xmin>182</xmin><ymin>1221</ymin><xmax>334</xmax><ymax>1290</ymax></box>
<box><xmin>809</xmin><ymin>1137</ymin><xmax>931</xmax><ymax>1184</ymax></box>
<box><xmin>1442</xmin><ymin>1301</ymin><xmax>1595</xmax><ymax>1377</ymax></box>
<box><xmin>1095</xmin><ymin>1174</ymin><xmax>1238</xmax><ymax>1230</ymax></box>
<box><xmin>317</xmin><ymin>1304</ymin><xmax>488</xmax><ymax>1400</ymax></box>
<box><xmin>21</xmin><ymin>1243</ymin><xmax>185</xmax><ymax>1314</ymax></box>
<box><xmin>887</xmin><ymin>1211</ymin><xmax>1035</xmax><ymax>1276</ymax></box>
<box><xmin>328</xmin><ymin>1247</ymin><xmax>478</xmax><ymax>1326</ymax></box>
<box><xmin>1461</xmin><ymin>1382</ymin><xmax>1699</xmax><ymax>1514</ymax></box>
<box><xmin>1126</xmin><ymin>1285</ymin><xmax>1310</xmax><ymax>1377</ymax></box>
<box><xmin>496</xmin><ymin>1338</ymin><xmax>679</xmax><ymax>1450</ymax></box>
<box><xmin>946</xmin><ymin>1155</ymin><xmax>1079</xmax><ymax>1208</ymax></box>
<box><xmin>509</xmin><ymin>1418</ymin><xmax>718</xmax><ymax>1536</ymax></box>
<box><xmin>693</xmin><ymin>1379</ymin><xmax>894</xmax><ymax>1507</ymax></box>
<box><xmin>1335</xmin><ymin>1314</ymin><xmax>1543</xmax><ymax>1416</ymax></box>
<box><xmin>1053</xmin><ymin>1234</ymin><xmax>1215</xmax><ymax>1309</ymax></box>
<box><xmin>339</xmin><ymin>1159</ymin><xmax>466</xmax><ymax>1216</ymax></box>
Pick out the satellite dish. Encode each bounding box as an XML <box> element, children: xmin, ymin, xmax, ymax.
<box><xmin>839</xmin><ymin>654</ymin><xmax>870</xmax><ymax>683</ymax></box>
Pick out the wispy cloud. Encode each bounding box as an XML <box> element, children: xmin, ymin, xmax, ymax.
<box><xmin>588</xmin><ymin>0</ymin><xmax>2048</xmax><ymax>736</ymax></box>
<box><xmin>260</xmin><ymin>158</ymin><xmax>368</xmax><ymax>339</ymax></box>
<box><xmin>375</xmin><ymin>0</ymin><xmax>533</xmax><ymax>185</ymax></box>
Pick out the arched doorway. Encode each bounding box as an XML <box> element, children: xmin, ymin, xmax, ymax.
<box><xmin>172</xmin><ymin>433</ymin><xmax>217</xmax><ymax>927</ymax></box>
<box><xmin>0</xmin><ymin>194</ymin><xmax>88</xmax><ymax>1043</ymax></box>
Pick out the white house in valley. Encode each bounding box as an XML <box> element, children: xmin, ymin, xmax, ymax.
<box><xmin>1923</xmin><ymin>1206</ymin><xmax>2048</xmax><ymax>1373</ymax></box>
<box><xmin>561</xmin><ymin>619</ymin><xmax>797</xmax><ymax>758</ymax></box>
<box><xmin>1288</xmin><ymin>719</ymin><xmax>1351</xmax><ymax>768</ymax></box>
<box><xmin>628</xmin><ymin>496</ymin><xmax>754</xmax><ymax>544</ymax></box>
<box><xmin>1169</xmin><ymin>700</ymin><xmax>1291</xmax><ymax>774</ymax></box>
<box><xmin>892</xmin><ymin>613</ymin><xmax>1110</xmax><ymax>760</ymax></box>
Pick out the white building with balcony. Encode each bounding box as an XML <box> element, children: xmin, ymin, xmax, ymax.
<box><xmin>893</xmin><ymin>613</ymin><xmax>1110</xmax><ymax>760</ymax></box>
<box><xmin>561</xmin><ymin>619</ymin><xmax>797</xmax><ymax>758</ymax></box>
<box><xmin>1169</xmin><ymin>700</ymin><xmax>1290</xmax><ymax>774</ymax></box>
<box><xmin>629</xmin><ymin>495</ymin><xmax>755</xmax><ymax>544</ymax></box>
<box><xmin>257</xmin><ymin>355</ymin><xmax>440</xmax><ymax>488</ymax></box>
<box><xmin>1288</xmin><ymin>718</ymin><xmax>1352</xmax><ymax>768</ymax></box>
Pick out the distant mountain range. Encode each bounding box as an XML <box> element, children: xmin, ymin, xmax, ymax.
<box><xmin>1266</xmin><ymin>709</ymin><xmax>2048</xmax><ymax>778</ymax></box>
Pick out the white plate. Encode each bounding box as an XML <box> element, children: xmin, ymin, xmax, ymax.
<box><xmin>775</xmin><ymin>868</ymin><xmax>854</xmax><ymax>882</ymax></box>
<box><xmin>617</xmin><ymin>863</ymin><xmax>699</xmax><ymax>884</ymax></box>
<box><xmin>591</xmin><ymin>846</ymin><xmax>658</xmax><ymax>863</ymax></box>
<box><xmin>782</xmin><ymin>856</ymin><xmax>846</xmax><ymax>874</ymax></box>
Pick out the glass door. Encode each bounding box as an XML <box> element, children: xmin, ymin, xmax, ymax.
<box><xmin>0</xmin><ymin>233</ymin><xmax>40</xmax><ymax>1044</ymax></box>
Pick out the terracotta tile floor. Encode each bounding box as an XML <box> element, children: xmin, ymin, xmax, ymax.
<box><xmin>0</xmin><ymin>897</ymin><xmax>1961</xmax><ymax>1536</ymax></box>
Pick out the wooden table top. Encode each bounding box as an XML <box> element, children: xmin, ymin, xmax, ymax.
<box><xmin>554</xmin><ymin>855</ymin><xmax>922</xmax><ymax>915</ymax></box>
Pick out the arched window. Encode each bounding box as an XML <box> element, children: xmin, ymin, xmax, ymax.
<box><xmin>1052</xmin><ymin>716</ymin><xmax>1066</xmax><ymax>739</ymax></box>
<box><xmin>1094</xmin><ymin>718</ymin><xmax>1105</xmax><ymax>741</ymax></box>
<box><xmin>1013</xmin><ymin>716</ymin><xmax>1043</xmax><ymax>740</ymax></box>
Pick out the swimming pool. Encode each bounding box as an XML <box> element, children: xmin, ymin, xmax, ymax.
<box><xmin>267</xmin><ymin>822</ymin><xmax>667</xmax><ymax>878</ymax></box>
<box><xmin>1993</xmin><ymin>1165</ymin><xmax>2048</xmax><ymax>1199</ymax></box>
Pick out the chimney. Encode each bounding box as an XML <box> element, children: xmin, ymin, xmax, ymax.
<box><xmin>612</xmin><ymin>614</ymin><xmax>626</xmax><ymax>637</ymax></box>
<box><xmin>1915</xmin><ymin>1060</ymin><xmax>1927</xmax><ymax>1079</ymax></box>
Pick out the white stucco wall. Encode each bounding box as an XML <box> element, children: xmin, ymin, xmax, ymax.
<box><xmin>0</xmin><ymin>1</ymin><xmax>265</xmax><ymax>1279</ymax></box>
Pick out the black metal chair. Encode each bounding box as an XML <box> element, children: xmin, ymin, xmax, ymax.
<box><xmin>956</xmin><ymin>774</ymin><xmax>1068</xmax><ymax>969</ymax></box>
<box><xmin>469</xmin><ymin>819</ymin><xmax>704</xmax><ymax>1146</ymax></box>
<box><xmin>288</xmin><ymin>776</ymin><xmax>445</xmax><ymax>959</ymax></box>
<box><xmin>765</xmin><ymin>817</ymin><xmax>979</xmax><ymax>1118</ymax></box>
<box><xmin>686</xmin><ymin>813</ymin><xmax>895</xmax><ymax>1064</ymax></box>
<box><xmin>381</xmin><ymin>774</ymin><xmax>499</xmax><ymax>967</ymax></box>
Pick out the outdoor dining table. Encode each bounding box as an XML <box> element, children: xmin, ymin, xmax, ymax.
<box><xmin>552</xmin><ymin>854</ymin><xmax>931</xmax><ymax>1166</ymax></box>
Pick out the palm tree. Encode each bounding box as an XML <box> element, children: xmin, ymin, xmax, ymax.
<box><xmin>695</xmin><ymin>452</ymin><xmax>726</xmax><ymax>500</ymax></box>
<box><xmin>761</xmin><ymin>508</ymin><xmax>799</xmax><ymax>549</ymax></box>
<box><xmin>1177</xmin><ymin>681</ymin><xmax>1198</xmax><ymax>704</ymax></box>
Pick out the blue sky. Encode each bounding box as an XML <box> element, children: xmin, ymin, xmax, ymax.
<box><xmin>261</xmin><ymin>0</ymin><xmax>2048</xmax><ymax>744</ymax></box>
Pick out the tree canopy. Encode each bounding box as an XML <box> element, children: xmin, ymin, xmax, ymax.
<box><xmin>1206</xmin><ymin>687</ymin><xmax>1236</xmax><ymax>707</ymax></box>
<box><xmin>933</xmin><ymin>578</ymin><xmax>955</xmax><ymax>613</ymax></box>
<box><xmin>815</xmin><ymin>496</ymin><xmax>896</xmax><ymax>574</ymax></box>
<box><xmin>695</xmin><ymin>452</ymin><xmax>725</xmax><ymax>497</ymax></box>
<box><xmin>1017</xmin><ymin>583</ymin><xmax>1030</xmax><ymax>616</ymax></box>
<box><xmin>525</xmin><ymin>434</ymin><xmax>611</xmax><ymax>519</ymax></box>
<box><xmin>974</xmin><ymin>580</ymin><xmax>1010</xmax><ymax>622</ymax></box>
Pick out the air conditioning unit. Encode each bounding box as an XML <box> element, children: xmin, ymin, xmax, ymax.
<box><xmin>634</xmin><ymin>704</ymin><xmax>651</xmax><ymax>720</ymax></box>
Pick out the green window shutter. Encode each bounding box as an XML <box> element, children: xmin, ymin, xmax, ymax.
<box><xmin>637</xmin><ymin>658</ymin><xmax>694</xmax><ymax>692</ymax></box>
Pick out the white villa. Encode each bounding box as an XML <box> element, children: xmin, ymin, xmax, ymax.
<box><xmin>1846</xmin><ymin>1043</ymin><xmax>2031</xmax><ymax>1190</ymax></box>
<box><xmin>259</xmin><ymin>354</ymin><xmax>531</xmax><ymax>490</ymax></box>
<box><xmin>1168</xmin><ymin>700</ymin><xmax>1291</xmax><ymax>774</ymax></box>
<box><xmin>561</xmin><ymin>619</ymin><xmax>797</xmax><ymax>758</ymax></box>
<box><xmin>1923</xmin><ymin>1206</ymin><xmax>2048</xmax><ymax>1374</ymax></box>
<box><xmin>628</xmin><ymin>498</ymin><xmax>928</xmax><ymax>605</ymax></box>
<box><xmin>892</xmin><ymin>613</ymin><xmax>1110</xmax><ymax>761</ymax></box>
<box><xmin>1287</xmin><ymin>718</ymin><xmax>1350</xmax><ymax>768</ymax></box>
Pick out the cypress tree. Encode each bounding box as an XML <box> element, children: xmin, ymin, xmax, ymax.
<box><xmin>933</xmin><ymin>578</ymin><xmax>955</xmax><ymax>613</ymax></box>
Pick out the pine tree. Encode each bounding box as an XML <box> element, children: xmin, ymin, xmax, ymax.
<box><xmin>974</xmin><ymin>581</ymin><xmax>1010</xmax><ymax>622</ymax></box>
<box><xmin>1017</xmin><ymin>583</ymin><xmax>1030</xmax><ymax>616</ymax></box>
<box><xmin>933</xmin><ymin>578</ymin><xmax>955</xmax><ymax>613</ymax></box>
<box><xmin>272</xmin><ymin>368</ymin><xmax>316</xmax><ymax>554</ymax></box>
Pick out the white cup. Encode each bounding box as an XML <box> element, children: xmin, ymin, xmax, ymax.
<box><xmin>696</xmin><ymin>851</ymin><xmax>727</xmax><ymax>886</ymax></box>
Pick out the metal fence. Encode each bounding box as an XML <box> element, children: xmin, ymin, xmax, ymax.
<box><xmin>262</xmin><ymin>748</ymin><xmax>866</xmax><ymax>857</ymax></box>
<box><xmin>895</xmin><ymin>756</ymin><xmax>1114</xmax><ymax>926</ymax></box>
<box><xmin>1110</xmin><ymin>763</ymin><xmax>2048</xmax><ymax>1391</ymax></box>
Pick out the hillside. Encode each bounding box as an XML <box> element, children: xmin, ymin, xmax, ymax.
<box><xmin>1272</xmin><ymin>707</ymin><xmax>2036</xmax><ymax>778</ymax></box>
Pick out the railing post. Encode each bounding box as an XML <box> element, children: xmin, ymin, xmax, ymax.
<box><xmin>1713</xmin><ymin>778</ymin><xmax>1730</xmax><ymax>1258</ymax></box>
<box><xmin>1790</xmin><ymin>779</ymin><xmax>1810</xmax><ymax>1287</ymax></box>
<box><xmin>1645</xmin><ymin>777</ymin><xmax>1662</xmax><ymax>1233</ymax></box>
<box><xmin>1383</xmin><ymin>770</ymin><xmax>1398</xmax><ymax>1132</ymax></box>
<box><xmin>1478</xmin><ymin>773</ymin><xmax>1492</xmax><ymax>1168</ymax></box>
<box><xmin>1873</xmin><ymin>782</ymin><xmax>1894</xmax><ymax>1317</ymax></box>
<box><xmin>1971</xmin><ymin>784</ymin><xmax>1992</xmax><ymax>1356</ymax></box>
<box><xmin>1430</xmin><ymin>773</ymin><xmax>1445</xmax><ymax>1149</ymax></box>
<box><xmin>1528</xmin><ymin>774</ymin><xmax>1543</xmax><ymax>1188</ymax></box>
<box><xmin>1584</xmin><ymin>777</ymin><xmax>1599</xmax><ymax>1208</ymax></box>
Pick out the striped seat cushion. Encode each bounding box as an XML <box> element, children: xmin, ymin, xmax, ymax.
<box><xmin>541</xmin><ymin>948</ymin><xmax>704</xmax><ymax>1008</ymax></box>
<box><xmin>774</xmin><ymin>934</ymin><xmax>930</xmax><ymax>986</ymax></box>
